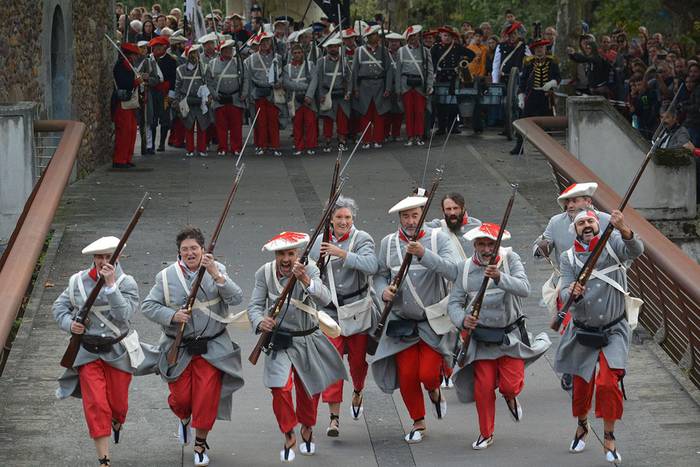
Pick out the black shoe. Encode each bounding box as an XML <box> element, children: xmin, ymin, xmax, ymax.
<box><xmin>147</xmin><ymin>148</ymin><xmax>156</xmax><ymax>155</ymax></box>
<box><xmin>452</xmin><ymin>127</ymin><xmax>462</xmax><ymax>134</ymax></box>
<box><xmin>127</xmin><ymin>162</ymin><xmax>136</xmax><ymax>167</ymax></box>
<box><xmin>509</xmin><ymin>145</ymin><xmax>522</xmax><ymax>155</ymax></box>
<box><xmin>157</xmin><ymin>145</ymin><xmax>165</xmax><ymax>152</ymax></box>
<box><xmin>561</xmin><ymin>373</ymin><xmax>573</xmax><ymax>391</ymax></box>
<box><xmin>112</xmin><ymin>163</ymin><xmax>129</xmax><ymax>169</ymax></box>
<box><xmin>434</xmin><ymin>129</ymin><xmax>446</xmax><ymax>136</ymax></box>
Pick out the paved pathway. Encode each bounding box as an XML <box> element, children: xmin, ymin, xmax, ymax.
<box><xmin>0</xmin><ymin>129</ymin><xmax>698</xmax><ymax>466</ymax></box>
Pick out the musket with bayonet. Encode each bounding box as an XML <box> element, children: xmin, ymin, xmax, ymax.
<box><xmin>249</xmin><ymin>178</ymin><xmax>348</xmax><ymax>365</ymax></box>
<box><xmin>550</xmin><ymin>83</ymin><xmax>686</xmax><ymax>332</ymax></box>
<box><xmin>455</xmin><ymin>184</ymin><xmax>518</xmax><ymax>367</ymax></box>
<box><xmin>366</xmin><ymin>173</ymin><xmax>443</xmax><ymax>356</ymax></box>
<box><xmin>166</xmin><ymin>165</ymin><xmax>246</xmax><ymax>366</ymax></box>
<box><xmin>60</xmin><ymin>193</ymin><xmax>151</xmax><ymax>368</ymax></box>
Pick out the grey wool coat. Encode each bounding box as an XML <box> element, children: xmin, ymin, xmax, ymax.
<box><xmin>141</xmin><ymin>260</ymin><xmax>245</xmax><ymax>421</ymax></box>
<box><xmin>395</xmin><ymin>44</ymin><xmax>435</xmax><ymax>97</ymax></box>
<box><xmin>247</xmin><ymin>261</ymin><xmax>347</xmax><ymax>396</ymax></box>
<box><xmin>554</xmin><ymin>231</ymin><xmax>644</xmax><ymax>381</ymax></box>
<box><xmin>351</xmin><ymin>44</ymin><xmax>393</xmax><ymax>115</ymax></box>
<box><xmin>245</xmin><ymin>51</ymin><xmax>283</xmax><ymax>103</ymax></box>
<box><xmin>309</xmin><ymin>227</ymin><xmax>380</xmax><ymax>329</ymax></box>
<box><xmin>371</xmin><ymin>227</ymin><xmax>461</xmax><ymax>393</ymax></box>
<box><xmin>425</xmin><ymin>216</ymin><xmax>482</xmax><ymax>261</ymax></box>
<box><xmin>283</xmin><ymin>60</ymin><xmax>318</xmax><ymax>112</ymax></box>
<box><xmin>315</xmin><ymin>55</ymin><xmax>352</xmax><ymax>120</ymax></box>
<box><xmin>447</xmin><ymin>249</ymin><xmax>551</xmax><ymax>403</ymax></box>
<box><xmin>174</xmin><ymin>62</ymin><xmax>212</xmax><ymax>129</ymax></box>
<box><xmin>53</xmin><ymin>265</ymin><xmax>159</xmax><ymax>399</ymax></box>
<box><xmin>205</xmin><ymin>56</ymin><xmax>247</xmax><ymax>110</ymax></box>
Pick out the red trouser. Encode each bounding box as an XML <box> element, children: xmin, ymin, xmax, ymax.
<box><xmin>321</xmin><ymin>108</ymin><xmax>349</xmax><ymax>140</ymax></box>
<box><xmin>395</xmin><ymin>340</ymin><xmax>443</xmax><ymax>421</ymax></box>
<box><xmin>402</xmin><ymin>89</ymin><xmax>427</xmax><ymax>138</ymax></box>
<box><xmin>185</xmin><ymin>122</ymin><xmax>208</xmax><ymax>153</ymax></box>
<box><xmin>271</xmin><ymin>367</ymin><xmax>320</xmax><ymax>433</ymax></box>
<box><xmin>322</xmin><ymin>333</ymin><xmax>369</xmax><ymax>403</ymax></box>
<box><xmin>214</xmin><ymin>105</ymin><xmax>243</xmax><ymax>152</ymax></box>
<box><xmin>473</xmin><ymin>356</ymin><xmax>525</xmax><ymax>437</ymax></box>
<box><xmin>78</xmin><ymin>360</ymin><xmax>132</xmax><ymax>439</ymax></box>
<box><xmin>169</xmin><ymin>117</ymin><xmax>186</xmax><ymax>147</ymax></box>
<box><xmin>168</xmin><ymin>356</ymin><xmax>223</xmax><ymax>431</ymax></box>
<box><xmin>112</xmin><ymin>106</ymin><xmax>137</xmax><ymax>164</ymax></box>
<box><xmin>293</xmin><ymin>106</ymin><xmax>318</xmax><ymax>150</ymax></box>
<box><xmin>360</xmin><ymin>101</ymin><xmax>385</xmax><ymax>144</ymax></box>
<box><xmin>572</xmin><ymin>352</ymin><xmax>624</xmax><ymax>420</ymax></box>
<box><xmin>384</xmin><ymin>112</ymin><xmax>403</xmax><ymax>138</ymax></box>
<box><xmin>254</xmin><ymin>99</ymin><xmax>280</xmax><ymax>148</ymax></box>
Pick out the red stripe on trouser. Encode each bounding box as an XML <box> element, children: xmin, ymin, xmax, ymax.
<box><xmin>322</xmin><ymin>333</ymin><xmax>369</xmax><ymax>403</ymax></box>
<box><xmin>472</xmin><ymin>356</ymin><xmax>525</xmax><ymax>438</ymax></box>
<box><xmin>215</xmin><ymin>105</ymin><xmax>243</xmax><ymax>152</ymax></box>
<box><xmin>78</xmin><ymin>360</ymin><xmax>132</xmax><ymax>439</ymax></box>
<box><xmin>271</xmin><ymin>367</ymin><xmax>320</xmax><ymax>433</ymax></box>
<box><xmin>402</xmin><ymin>90</ymin><xmax>426</xmax><ymax>138</ymax></box>
<box><xmin>384</xmin><ymin>112</ymin><xmax>402</xmax><ymax>138</ymax></box>
<box><xmin>185</xmin><ymin>122</ymin><xmax>208</xmax><ymax>153</ymax></box>
<box><xmin>112</xmin><ymin>106</ymin><xmax>138</xmax><ymax>164</ymax></box>
<box><xmin>395</xmin><ymin>340</ymin><xmax>443</xmax><ymax>421</ymax></box>
<box><xmin>293</xmin><ymin>106</ymin><xmax>318</xmax><ymax>150</ymax></box>
<box><xmin>572</xmin><ymin>352</ymin><xmax>624</xmax><ymax>420</ymax></box>
<box><xmin>322</xmin><ymin>109</ymin><xmax>349</xmax><ymax>140</ymax></box>
<box><xmin>360</xmin><ymin>101</ymin><xmax>385</xmax><ymax>143</ymax></box>
<box><xmin>169</xmin><ymin>118</ymin><xmax>186</xmax><ymax>146</ymax></box>
<box><xmin>255</xmin><ymin>99</ymin><xmax>280</xmax><ymax>148</ymax></box>
<box><xmin>167</xmin><ymin>355</ymin><xmax>223</xmax><ymax>431</ymax></box>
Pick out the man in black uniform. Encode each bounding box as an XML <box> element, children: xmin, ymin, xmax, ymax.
<box><xmin>149</xmin><ymin>36</ymin><xmax>178</xmax><ymax>152</ymax></box>
<box><xmin>491</xmin><ymin>22</ymin><xmax>529</xmax><ymax>85</ymax></box>
<box><xmin>510</xmin><ymin>33</ymin><xmax>560</xmax><ymax>154</ymax></box>
<box><xmin>431</xmin><ymin>26</ymin><xmax>474</xmax><ymax>135</ymax></box>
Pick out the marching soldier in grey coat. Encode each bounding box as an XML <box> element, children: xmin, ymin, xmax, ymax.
<box><xmin>448</xmin><ymin>224</ymin><xmax>550</xmax><ymax>450</ymax></box>
<box><xmin>426</xmin><ymin>192</ymin><xmax>482</xmax><ymax>261</ymax></box>
<box><xmin>142</xmin><ymin>226</ymin><xmax>245</xmax><ymax>467</ymax></box>
<box><xmin>352</xmin><ymin>24</ymin><xmax>393</xmax><ymax>148</ymax></box>
<box><xmin>53</xmin><ymin>236</ymin><xmax>155</xmax><ymax>467</ymax></box>
<box><xmin>372</xmin><ymin>195</ymin><xmax>460</xmax><ymax>444</ymax></box>
<box><xmin>533</xmin><ymin>182</ymin><xmax>610</xmax><ymax>390</ymax></box>
<box><xmin>135</xmin><ymin>42</ymin><xmax>163</xmax><ymax>154</ymax></box>
<box><xmin>248</xmin><ymin>231</ymin><xmax>347</xmax><ymax>462</ymax></box>
<box><xmin>397</xmin><ymin>25</ymin><xmax>435</xmax><ymax>146</ymax></box>
<box><xmin>317</xmin><ymin>37</ymin><xmax>353</xmax><ymax>152</ymax></box>
<box><xmin>385</xmin><ymin>32</ymin><xmax>405</xmax><ymax>142</ymax></box>
<box><xmin>174</xmin><ymin>45</ymin><xmax>213</xmax><ymax>157</ymax></box>
<box><xmin>283</xmin><ymin>43</ymin><xmax>319</xmax><ymax>155</ymax></box>
<box><xmin>308</xmin><ymin>196</ymin><xmax>379</xmax><ymax>437</ymax></box>
<box><xmin>554</xmin><ymin>209</ymin><xmax>643</xmax><ymax>465</ymax></box>
<box><xmin>206</xmin><ymin>39</ymin><xmax>248</xmax><ymax>157</ymax></box>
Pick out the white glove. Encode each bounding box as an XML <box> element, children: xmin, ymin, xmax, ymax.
<box><xmin>167</xmin><ymin>90</ymin><xmax>177</xmax><ymax>99</ymax></box>
<box><xmin>542</xmin><ymin>80</ymin><xmax>558</xmax><ymax>91</ymax></box>
<box><xmin>517</xmin><ymin>93</ymin><xmax>525</xmax><ymax>110</ymax></box>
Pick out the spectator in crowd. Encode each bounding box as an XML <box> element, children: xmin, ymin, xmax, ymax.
<box><xmin>568</xmin><ymin>37</ymin><xmax>611</xmax><ymax>97</ymax></box>
<box><xmin>544</xmin><ymin>26</ymin><xmax>557</xmax><ymax>53</ymax></box>
<box><xmin>170</xmin><ymin>8</ymin><xmax>181</xmax><ymax>21</ymax></box>
<box><xmin>600</xmin><ymin>36</ymin><xmax>617</xmax><ymax>63</ymax></box>
<box><xmin>139</xmin><ymin>20</ymin><xmax>157</xmax><ymax>42</ymax></box>
<box><xmin>658</xmin><ymin>105</ymin><xmax>691</xmax><ymax>148</ymax></box>
<box><xmin>154</xmin><ymin>14</ymin><xmax>166</xmax><ymax>35</ymax></box>
<box><xmin>246</xmin><ymin>4</ymin><xmax>263</xmax><ymax>32</ymax></box>
<box><xmin>680</xmin><ymin>74</ymin><xmax>700</xmax><ymax>145</ymax></box>
<box><xmin>628</xmin><ymin>73</ymin><xmax>660</xmax><ymax>140</ymax></box>
<box><xmin>479</xmin><ymin>22</ymin><xmax>492</xmax><ymax>39</ymax></box>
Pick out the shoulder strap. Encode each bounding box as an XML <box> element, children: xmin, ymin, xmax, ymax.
<box><xmin>567</xmin><ymin>248</ymin><xmax>626</xmax><ymax>294</ymax></box>
<box><xmin>215</xmin><ymin>58</ymin><xmax>235</xmax><ymax>94</ymax></box>
<box><xmin>162</xmin><ymin>265</ymin><xmax>173</xmax><ymax>308</ymax></box>
<box><xmin>431</xmin><ymin>228</ymin><xmax>438</xmax><ymax>253</ymax></box>
<box><xmin>68</xmin><ymin>272</ymin><xmax>82</xmax><ymax>308</ymax></box>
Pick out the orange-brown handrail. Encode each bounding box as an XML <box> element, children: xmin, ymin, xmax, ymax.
<box><xmin>0</xmin><ymin>120</ymin><xmax>85</xmax><ymax>355</ymax></box>
<box><xmin>514</xmin><ymin>116</ymin><xmax>700</xmax><ymax>387</ymax></box>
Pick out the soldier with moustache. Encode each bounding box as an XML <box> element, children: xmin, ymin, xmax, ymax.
<box><xmin>198</xmin><ymin>32</ymin><xmax>221</xmax><ymax>148</ymax></box>
<box><xmin>341</xmin><ymin>27</ymin><xmax>362</xmax><ymax>142</ymax></box>
<box><xmin>431</xmin><ymin>27</ymin><xmax>475</xmax><ymax>135</ymax></box>
<box><xmin>167</xmin><ymin>32</ymin><xmax>188</xmax><ymax>149</ymax></box>
<box><xmin>248</xmin><ymin>232</ymin><xmax>347</xmax><ymax>462</ymax></box>
<box><xmin>149</xmin><ymin>36</ymin><xmax>177</xmax><ymax>152</ymax></box>
<box><xmin>283</xmin><ymin>43</ymin><xmax>318</xmax><ymax>155</ymax></box>
<box><xmin>142</xmin><ymin>226</ymin><xmax>245</xmax><ymax>467</ymax></box>
<box><xmin>308</xmin><ymin>196</ymin><xmax>379</xmax><ymax>438</ymax></box>
<box><xmin>555</xmin><ymin>209</ymin><xmax>643</xmax><ymax>465</ymax></box>
<box><xmin>396</xmin><ymin>25</ymin><xmax>435</xmax><ymax>147</ymax></box>
<box><xmin>372</xmin><ymin>194</ymin><xmax>461</xmax><ymax>444</ymax></box>
<box><xmin>246</xmin><ymin>32</ymin><xmax>284</xmax><ymax>156</ymax></box>
<box><xmin>297</xmin><ymin>27</ymin><xmax>320</xmax><ymax>65</ymax></box>
<box><xmin>385</xmin><ymin>32</ymin><xmax>405</xmax><ymax>142</ymax></box>
<box><xmin>352</xmin><ymin>24</ymin><xmax>393</xmax><ymax>148</ymax></box>
<box><xmin>510</xmin><ymin>32</ymin><xmax>561</xmax><ymax>154</ymax></box>
<box><xmin>448</xmin><ymin>224</ymin><xmax>551</xmax><ymax>450</ymax></box>
<box><xmin>173</xmin><ymin>45</ymin><xmax>212</xmax><ymax>158</ymax></box>
<box><xmin>53</xmin><ymin>236</ymin><xmax>155</xmax><ymax>467</ymax></box>
<box><xmin>533</xmin><ymin>183</ymin><xmax>611</xmax><ymax>390</ymax></box>
<box><xmin>206</xmin><ymin>39</ymin><xmax>247</xmax><ymax>157</ymax></box>
<box><xmin>317</xmin><ymin>36</ymin><xmax>352</xmax><ymax>152</ymax></box>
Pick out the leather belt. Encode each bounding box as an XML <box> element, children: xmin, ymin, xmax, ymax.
<box><xmin>573</xmin><ymin>314</ymin><xmax>626</xmax><ymax>332</ymax></box>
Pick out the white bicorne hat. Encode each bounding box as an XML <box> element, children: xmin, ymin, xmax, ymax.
<box><xmin>198</xmin><ymin>32</ymin><xmax>218</xmax><ymax>44</ymax></box>
<box><xmin>557</xmin><ymin>182</ymin><xmax>598</xmax><ymax>208</ymax></box>
<box><xmin>130</xmin><ymin>20</ymin><xmax>143</xmax><ymax>32</ymax></box>
<box><xmin>323</xmin><ymin>37</ymin><xmax>342</xmax><ymax>47</ymax></box>
<box><xmin>160</xmin><ymin>27</ymin><xmax>173</xmax><ymax>36</ymax></box>
<box><xmin>297</xmin><ymin>27</ymin><xmax>313</xmax><ymax>37</ymax></box>
<box><xmin>184</xmin><ymin>43</ymin><xmax>202</xmax><ymax>56</ymax></box>
<box><xmin>219</xmin><ymin>39</ymin><xmax>236</xmax><ymax>49</ymax></box>
<box><xmin>262</xmin><ymin>231</ymin><xmax>310</xmax><ymax>252</ymax></box>
<box><xmin>463</xmin><ymin>223</ymin><xmax>511</xmax><ymax>242</ymax></box>
<box><xmin>257</xmin><ymin>31</ymin><xmax>274</xmax><ymax>41</ymax></box>
<box><xmin>403</xmin><ymin>25</ymin><xmax>422</xmax><ymax>39</ymax></box>
<box><xmin>82</xmin><ymin>236</ymin><xmax>120</xmax><ymax>255</ymax></box>
<box><xmin>384</xmin><ymin>32</ymin><xmax>404</xmax><ymax>41</ymax></box>
<box><xmin>362</xmin><ymin>24</ymin><xmax>381</xmax><ymax>37</ymax></box>
<box><xmin>287</xmin><ymin>30</ymin><xmax>300</xmax><ymax>43</ymax></box>
<box><xmin>137</xmin><ymin>40</ymin><xmax>149</xmax><ymax>48</ymax></box>
<box><xmin>354</xmin><ymin>20</ymin><xmax>368</xmax><ymax>33</ymax></box>
<box><xmin>388</xmin><ymin>196</ymin><xmax>427</xmax><ymax>214</ymax></box>
<box><xmin>169</xmin><ymin>34</ymin><xmax>187</xmax><ymax>44</ymax></box>
<box><xmin>341</xmin><ymin>27</ymin><xmax>358</xmax><ymax>39</ymax></box>
<box><xmin>569</xmin><ymin>209</ymin><xmax>600</xmax><ymax>234</ymax></box>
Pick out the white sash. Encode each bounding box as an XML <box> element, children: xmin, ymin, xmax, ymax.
<box><xmin>214</xmin><ymin>59</ymin><xmax>236</xmax><ymax>94</ymax></box>
<box><xmin>320</xmin><ymin>58</ymin><xmax>341</xmax><ymax>112</ymax></box>
<box><xmin>359</xmin><ymin>46</ymin><xmax>384</xmax><ymax>69</ymax></box>
<box><xmin>440</xmin><ymin>219</ymin><xmax>467</xmax><ymax>261</ymax></box>
<box><xmin>401</xmin><ymin>46</ymin><xmax>424</xmax><ymax>81</ymax></box>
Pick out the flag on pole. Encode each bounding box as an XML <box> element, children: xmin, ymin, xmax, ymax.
<box><xmin>185</xmin><ymin>0</ymin><xmax>207</xmax><ymax>41</ymax></box>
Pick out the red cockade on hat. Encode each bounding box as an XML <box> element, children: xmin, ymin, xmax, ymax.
<box><xmin>464</xmin><ymin>222</ymin><xmax>512</xmax><ymax>242</ymax></box>
<box><xmin>505</xmin><ymin>21</ymin><xmax>522</xmax><ymax>35</ymax></box>
<box><xmin>269</xmin><ymin>232</ymin><xmax>307</xmax><ymax>243</ymax></box>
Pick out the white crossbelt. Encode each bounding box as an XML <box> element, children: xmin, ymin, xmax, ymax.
<box><xmin>358</xmin><ymin>47</ymin><xmax>384</xmax><ymax>69</ymax></box>
<box><xmin>400</xmin><ymin>46</ymin><xmax>424</xmax><ymax>81</ymax></box>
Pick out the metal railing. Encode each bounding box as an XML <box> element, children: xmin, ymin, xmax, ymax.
<box><xmin>0</xmin><ymin>120</ymin><xmax>85</xmax><ymax>360</ymax></box>
<box><xmin>34</xmin><ymin>131</ymin><xmax>62</xmax><ymax>181</ymax></box>
<box><xmin>514</xmin><ymin>116</ymin><xmax>700</xmax><ymax>389</ymax></box>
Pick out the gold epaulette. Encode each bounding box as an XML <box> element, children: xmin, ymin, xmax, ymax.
<box><xmin>524</xmin><ymin>55</ymin><xmax>535</xmax><ymax>65</ymax></box>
